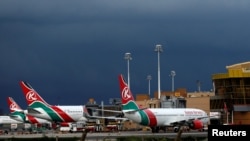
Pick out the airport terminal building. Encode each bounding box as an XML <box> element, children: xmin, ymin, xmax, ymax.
<box><xmin>211</xmin><ymin>61</ymin><xmax>250</xmax><ymax>124</ymax></box>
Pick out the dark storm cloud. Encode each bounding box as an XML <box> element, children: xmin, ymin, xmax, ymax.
<box><xmin>1</xmin><ymin>0</ymin><xmax>250</xmax><ymax>113</ymax></box>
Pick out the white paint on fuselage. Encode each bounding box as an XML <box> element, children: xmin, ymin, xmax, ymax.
<box><xmin>0</xmin><ymin>116</ymin><xmax>23</xmax><ymax>124</ymax></box>
<box><xmin>27</xmin><ymin>106</ymin><xmax>87</xmax><ymax>122</ymax></box>
<box><xmin>123</xmin><ymin>108</ymin><xmax>208</xmax><ymax>126</ymax></box>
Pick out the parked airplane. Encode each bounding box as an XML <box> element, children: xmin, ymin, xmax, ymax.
<box><xmin>19</xmin><ymin>81</ymin><xmax>88</xmax><ymax>123</ymax></box>
<box><xmin>7</xmin><ymin>96</ymin><xmax>52</xmax><ymax>127</ymax></box>
<box><xmin>118</xmin><ymin>74</ymin><xmax>209</xmax><ymax>133</ymax></box>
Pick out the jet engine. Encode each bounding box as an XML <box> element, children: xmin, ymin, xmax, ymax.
<box><xmin>188</xmin><ymin>119</ymin><xmax>203</xmax><ymax>130</ymax></box>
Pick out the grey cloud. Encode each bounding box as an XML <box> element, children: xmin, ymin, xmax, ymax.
<box><xmin>1</xmin><ymin>0</ymin><xmax>250</xmax><ymax>113</ymax></box>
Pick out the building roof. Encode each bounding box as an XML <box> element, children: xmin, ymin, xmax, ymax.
<box><xmin>226</xmin><ymin>61</ymin><xmax>250</xmax><ymax>70</ymax></box>
<box><xmin>212</xmin><ymin>61</ymin><xmax>250</xmax><ymax>79</ymax></box>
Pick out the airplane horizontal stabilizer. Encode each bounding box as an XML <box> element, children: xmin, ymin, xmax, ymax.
<box><xmin>123</xmin><ymin>107</ymin><xmax>148</xmax><ymax>114</ymax></box>
<box><xmin>9</xmin><ymin>115</ymin><xmax>20</xmax><ymax>119</ymax></box>
<box><xmin>12</xmin><ymin>108</ymin><xmax>24</xmax><ymax>113</ymax></box>
<box><xmin>27</xmin><ymin>107</ymin><xmax>42</xmax><ymax>114</ymax></box>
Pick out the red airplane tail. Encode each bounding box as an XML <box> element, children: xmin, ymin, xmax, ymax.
<box><xmin>7</xmin><ymin>97</ymin><xmax>23</xmax><ymax>113</ymax></box>
<box><xmin>19</xmin><ymin>81</ymin><xmax>50</xmax><ymax>107</ymax></box>
<box><xmin>118</xmin><ymin>74</ymin><xmax>135</xmax><ymax>105</ymax></box>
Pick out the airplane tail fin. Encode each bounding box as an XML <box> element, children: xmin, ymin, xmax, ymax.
<box><xmin>118</xmin><ymin>74</ymin><xmax>139</xmax><ymax>110</ymax></box>
<box><xmin>20</xmin><ymin>81</ymin><xmax>51</xmax><ymax>107</ymax></box>
<box><xmin>7</xmin><ymin>97</ymin><xmax>23</xmax><ymax>113</ymax></box>
<box><xmin>7</xmin><ymin>97</ymin><xmax>27</xmax><ymax>123</ymax></box>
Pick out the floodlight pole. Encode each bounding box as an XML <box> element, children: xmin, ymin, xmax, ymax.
<box><xmin>154</xmin><ymin>44</ymin><xmax>163</xmax><ymax>99</ymax></box>
<box><xmin>124</xmin><ymin>52</ymin><xmax>132</xmax><ymax>88</ymax></box>
<box><xmin>170</xmin><ymin>71</ymin><xmax>176</xmax><ymax>92</ymax></box>
<box><xmin>147</xmin><ymin>75</ymin><xmax>152</xmax><ymax>97</ymax></box>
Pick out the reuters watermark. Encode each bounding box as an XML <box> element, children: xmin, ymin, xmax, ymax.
<box><xmin>208</xmin><ymin>125</ymin><xmax>250</xmax><ymax>140</ymax></box>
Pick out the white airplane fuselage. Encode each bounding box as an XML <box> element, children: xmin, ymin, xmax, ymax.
<box><xmin>27</xmin><ymin>105</ymin><xmax>87</xmax><ymax>122</ymax></box>
<box><xmin>123</xmin><ymin>108</ymin><xmax>209</xmax><ymax>126</ymax></box>
<box><xmin>0</xmin><ymin>116</ymin><xmax>23</xmax><ymax>124</ymax></box>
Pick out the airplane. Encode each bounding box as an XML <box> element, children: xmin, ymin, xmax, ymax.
<box><xmin>19</xmin><ymin>81</ymin><xmax>88</xmax><ymax>123</ymax></box>
<box><xmin>19</xmin><ymin>80</ymin><xmax>127</xmax><ymax>131</ymax></box>
<box><xmin>7</xmin><ymin>96</ymin><xmax>52</xmax><ymax>127</ymax></box>
<box><xmin>118</xmin><ymin>74</ymin><xmax>209</xmax><ymax>133</ymax></box>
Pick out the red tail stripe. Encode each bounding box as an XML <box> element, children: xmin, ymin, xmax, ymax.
<box><xmin>27</xmin><ymin>115</ymin><xmax>40</xmax><ymax>124</ymax></box>
<box><xmin>51</xmin><ymin>106</ymin><xmax>74</xmax><ymax>122</ymax></box>
<box><xmin>144</xmin><ymin>109</ymin><xmax>157</xmax><ymax>126</ymax></box>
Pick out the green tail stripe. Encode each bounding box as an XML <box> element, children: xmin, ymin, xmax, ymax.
<box><xmin>10</xmin><ymin>112</ymin><xmax>26</xmax><ymax>122</ymax></box>
<box><xmin>123</xmin><ymin>101</ymin><xmax>149</xmax><ymax>125</ymax></box>
<box><xmin>30</xmin><ymin>102</ymin><xmax>63</xmax><ymax>122</ymax></box>
<box><xmin>138</xmin><ymin>111</ymin><xmax>149</xmax><ymax>125</ymax></box>
<box><xmin>122</xmin><ymin>101</ymin><xmax>138</xmax><ymax>110</ymax></box>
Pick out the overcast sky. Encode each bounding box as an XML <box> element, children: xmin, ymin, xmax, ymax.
<box><xmin>1</xmin><ymin>0</ymin><xmax>250</xmax><ymax>114</ymax></box>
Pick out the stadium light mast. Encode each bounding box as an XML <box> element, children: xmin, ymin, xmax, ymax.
<box><xmin>154</xmin><ymin>44</ymin><xmax>163</xmax><ymax>99</ymax></box>
<box><xmin>170</xmin><ymin>70</ymin><xmax>176</xmax><ymax>92</ymax></box>
<box><xmin>147</xmin><ymin>75</ymin><xmax>152</xmax><ymax>97</ymax></box>
<box><xmin>124</xmin><ymin>52</ymin><xmax>132</xmax><ymax>88</ymax></box>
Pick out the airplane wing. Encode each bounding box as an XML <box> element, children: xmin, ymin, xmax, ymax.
<box><xmin>87</xmin><ymin>107</ymin><xmax>148</xmax><ymax>114</ymax></box>
<box><xmin>186</xmin><ymin>114</ymin><xmax>216</xmax><ymax>122</ymax></box>
<box><xmin>86</xmin><ymin>115</ymin><xmax>128</xmax><ymax>121</ymax></box>
<box><xmin>84</xmin><ymin>108</ymin><xmax>127</xmax><ymax>120</ymax></box>
<box><xmin>11</xmin><ymin>108</ymin><xmax>25</xmax><ymax>113</ymax></box>
<box><xmin>9</xmin><ymin>115</ymin><xmax>20</xmax><ymax>119</ymax></box>
<box><xmin>123</xmin><ymin>107</ymin><xmax>148</xmax><ymax>114</ymax></box>
<box><xmin>86</xmin><ymin>108</ymin><xmax>123</xmax><ymax>114</ymax></box>
<box><xmin>163</xmin><ymin>114</ymin><xmax>211</xmax><ymax>127</ymax></box>
<box><xmin>166</xmin><ymin>120</ymin><xmax>186</xmax><ymax>127</ymax></box>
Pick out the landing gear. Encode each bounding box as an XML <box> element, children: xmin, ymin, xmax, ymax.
<box><xmin>151</xmin><ymin>126</ymin><xmax>160</xmax><ymax>133</ymax></box>
<box><xmin>150</xmin><ymin>126</ymin><xmax>168</xmax><ymax>133</ymax></box>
